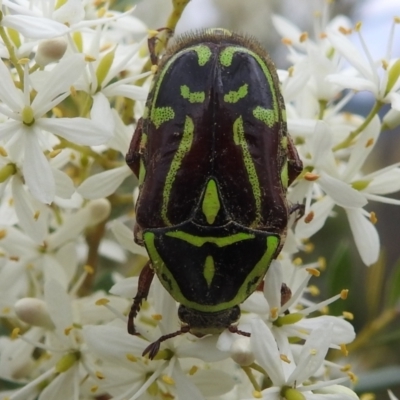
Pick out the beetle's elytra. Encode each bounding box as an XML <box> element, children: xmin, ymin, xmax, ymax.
<box><xmin>126</xmin><ymin>29</ymin><xmax>303</xmax><ymax>359</ymax></box>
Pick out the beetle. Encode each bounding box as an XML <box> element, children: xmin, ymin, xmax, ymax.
<box><xmin>126</xmin><ymin>29</ymin><xmax>303</xmax><ymax>359</ymax></box>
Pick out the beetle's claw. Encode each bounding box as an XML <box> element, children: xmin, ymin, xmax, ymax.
<box><xmin>142</xmin><ymin>341</ymin><xmax>161</xmax><ymax>359</ymax></box>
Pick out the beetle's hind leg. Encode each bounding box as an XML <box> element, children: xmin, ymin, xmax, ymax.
<box><xmin>127</xmin><ymin>261</ymin><xmax>155</xmax><ymax>335</ymax></box>
<box><xmin>289</xmin><ymin>203</ymin><xmax>305</xmax><ymax>222</ymax></box>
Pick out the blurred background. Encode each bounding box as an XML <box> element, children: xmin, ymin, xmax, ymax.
<box><xmin>130</xmin><ymin>1</ymin><xmax>400</xmax><ymax>399</ymax></box>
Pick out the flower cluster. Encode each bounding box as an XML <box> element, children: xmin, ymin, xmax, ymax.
<box><xmin>0</xmin><ymin>0</ymin><xmax>399</xmax><ymax>399</ymax></box>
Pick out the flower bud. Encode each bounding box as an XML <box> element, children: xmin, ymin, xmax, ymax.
<box><xmin>14</xmin><ymin>298</ymin><xmax>55</xmax><ymax>329</ymax></box>
<box><xmin>87</xmin><ymin>198</ymin><xmax>111</xmax><ymax>226</ymax></box>
<box><xmin>230</xmin><ymin>337</ymin><xmax>254</xmax><ymax>366</ymax></box>
<box><xmin>35</xmin><ymin>37</ymin><xmax>68</xmax><ymax>66</ymax></box>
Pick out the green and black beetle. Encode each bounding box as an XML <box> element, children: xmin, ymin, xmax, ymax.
<box><xmin>126</xmin><ymin>29</ymin><xmax>303</xmax><ymax>358</ymax></box>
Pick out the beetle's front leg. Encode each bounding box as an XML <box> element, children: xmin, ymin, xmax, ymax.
<box><xmin>289</xmin><ymin>203</ymin><xmax>305</xmax><ymax>221</ymax></box>
<box><xmin>128</xmin><ymin>261</ymin><xmax>155</xmax><ymax>335</ymax></box>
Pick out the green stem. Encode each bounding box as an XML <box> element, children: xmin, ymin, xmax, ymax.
<box><xmin>0</xmin><ymin>25</ymin><xmax>24</xmax><ymax>84</ymax></box>
<box><xmin>333</xmin><ymin>100</ymin><xmax>384</xmax><ymax>151</ymax></box>
<box><xmin>318</xmin><ymin>99</ymin><xmax>327</xmax><ymax>120</ymax></box>
<box><xmin>242</xmin><ymin>366</ymin><xmax>262</xmax><ymax>392</ymax></box>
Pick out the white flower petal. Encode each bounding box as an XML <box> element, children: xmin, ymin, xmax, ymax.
<box><xmin>288</xmin><ymin>325</ymin><xmax>332</xmax><ymax>384</ymax></box>
<box><xmin>23</xmin><ymin>131</ymin><xmax>55</xmax><ymax>204</ymax></box>
<box><xmin>250</xmin><ymin>318</ymin><xmax>285</xmax><ymax>386</ymax></box>
<box><xmin>77</xmin><ymin>166</ymin><xmax>131</xmax><ymax>199</ymax></box>
<box><xmin>318</xmin><ymin>171</ymin><xmax>367</xmax><ymax>208</ymax></box>
<box><xmin>1</xmin><ymin>15</ymin><xmax>68</xmax><ymax>39</ymax></box>
<box><xmin>90</xmin><ymin>92</ymin><xmax>115</xmax><ymax>135</ymax></box>
<box><xmin>172</xmin><ymin>361</ymin><xmax>205</xmax><ymax>400</ymax></box>
<box><xmin>364</xmin><ymin>167</ymin><xmax>400</xmax><ymax>195</ymax></box>
<box><xmin>38</xmin><ymin>117</ymin><xmax>112</xmax><ymax>145</ymax></box>
<box><xmin>296</xmin><ymin>196</ymin><xmax>335</xmax><ymax>239</ymax></box>
<box><xmin>326</xmin><ymin>74</ymin><xmax>377</xmax><ymax>93</ymax></box>
<box><xmin>0</xmin><ymin>60</ymin><xmax>24</xmax><ymax>111</ymax></box>
<box><xmin>44</xmin><ymin>279</ymin><xmax>73</xmax><ymax>332</ymax></box>
<box><xmin>103</xmin><ymin>83</ymin><xmax>149</xmax><ymax>101</ymax></box>
<box><xmin>32</xmin><ymin>54</ymin><xmax>85</xmax><ymax>116</ymax></box>
<box><xmin>83</xmin><ymin>324</ymin><xmax>148</xmax><ymax>361</ymax></box>
<box><xmin>12</xmin><ymin>176</ymin><xmax>49</xmax><ymax>244</ymax></box>
<box><xmin>110</xmin><ymin>220</ymin><xmax>148</xmax><ymax>257</ymax></box>
<box><xmin>109</xmin><ymin>276</ymin><xmax>138</xmax><ymax>298</ymax></box>
<box><xmin>387</xmin><ymin>91</ymin><xmax>400</xmax><ymax>111</ymax></box>
<box><xmin>53</xmin><ymin>168</ymin><xmax>75</xmax><ymax>199</ymax></box>
<box><xmin>263</xmin><ymin>261</ymin><xmax>283</xmax><ymax>311</ymax></box>
<box><xmin>190</xmin><ymin>368</ymin><xmax>235</xmax><ymax>397</ymax></box>
<box><xmin>345</xmin><ymin>208</ymin><xmax>379</xmax><ymax>266</ymax></box>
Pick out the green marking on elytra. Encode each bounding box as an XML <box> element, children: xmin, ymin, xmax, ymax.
<box><xmin>203</xmin><ymin>255</ymin><xmax>215</xmax><ymax>287</ymax></box>
<box><xmin>202</xmin><ymin>179</ymin><xmax>220</xmax><ymax>224</ymax></box>
<box><xmin>219</xmin><ymin>47</ymin><xmax>235</xmax><ymax>67</ymax></box>
<box><xmin>253</xmin><ymin>106</ymin><xmax>277</xmax><ymax>128</ymax></box>
<box><xmin>152</xmin><ymin>107</ymin><xmax>175</xmax><ymax>129</ymax></box>
<box><xmin>166</xmin><ymin>231</ymin><xmax>255</xmax><ymax>247</ymax></box>
<box><xmin>233</xmin><ymin>116</ymin><xmax>262</xmax><ymax>226</ymax></box>
<box><xmin>180</xmin><ymin>85</ymin><xmax>205</xmax><ymax>103</ymax></box>
<box><xmin>194</xmin><ymin>45</ymin><xmax>212</xmax><ymax>66</ymax></box>
<box><xmin>281</xmin><ymin>108</ymin><xmax>287</xmax><ymax>122</ymax></box>
<box><xmin>224</xmin><ymin>83</ymin><xmax>248</xmax><ymax>103</ymax></box>
<box><xmin>220</xmin><ymin>46</ymin><xmax>280</xmax><ymax>121</ymax></box>
<box><xmin>161</xmin><ymin>116</ymin><xmax>194</xmax><ymax>225</ymax></box>
<box><xmin>138</xmin><ymin>158</ymin><xmax>146</xmax><ymax>186</ymax></box>
<box><xmin>280</xmin><ymin>160</ymin><xmax>288</xmax><ymax>189</ymax></box>
<box><xmin>281</xmin><ymin>136</ymin><xmax>288</xmax><ymax>150</ymax></box>
<box><xmin>145</xmin><ymin>231</ymin><xmax>280</xmax><ymax>313</ymax></box>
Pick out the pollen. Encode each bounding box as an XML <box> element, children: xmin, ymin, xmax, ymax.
<box><xmin>189</xmin><ymin>365</ymin><xmax>199</xmax><ymax>375</ymax></box>
<box><xmin>84</xmin><ymin>265</ymin><xmax>95</xmax><ymax>274</ymax></box>
<box><xmin>96</xmin><ymin>371</ymin><xmax>105</xmax><ymax>380</ymax></box>
<box><xmin>0</xmin><ymin>147</ymin><xmax>8</xmax><ymax>157</ymax></box>
<box><xmin>281</xmin><ymin>37</ymin><xmax>292</xmax><ymax>46</ymax></box>
<box><xmin>305</xmin><ymin>211</ymin><xmax>314</xmax><ymax>223</ymax></box>
<box><xmin>253</xmin><ymin>390</ymin><xmax>262</xmax><ymax>399</ymax></box>
<box><xmin>370</xmin><ymin>211</ymin><xmax>378</xmax><ymax>224</ymax></box>
<box><xmin>33</xmin><ymin>210</ymin><xmax>40</xmax><ymax>220</ymax></box>
<box><xmin>299</xmin><ymin>32</ymin><xmax>308</xmax><ymax>42</ymax></box>
<box><xmin>64</xmin><ymin>326</ymin><xmax>73</xmax><ymax>336</ymax></box>
<box><xmin>49</xmin><ymin>149</ymin><xmax>62</xmax><ymax>158</ymax></box>
<box><xmin>308</xmin><ymin>285</ymin><xmax>320</xmax><ymax>296</ymax></box>
<box><xmin>343</xmin><ymin>311</ymin><xmax>354</xmax><ymax>320</ymax></box>
<box><xmin>338</xmin><ymin>26</ymin><xmax>352</xmax><ymax>35</ymax></box>
<box><xmin>306</xmin><ymin>267</ymin><xmax>320</xmax><ymax>277</ymax></box>
<box><xmin>152</xmin><ymin>313</ymin><xmax>163</xmax><ymax>321</ymax></box>
<box><xmin>126</xmin><ymin>353</ymin><xmax>138</xmax><ymax>362</ymax></box>
<box><xmin>0</xmin><ymin>229</ymin><xmax>7</xmax><ymax>239</ymax></box>
<box><xmin>95</xmin><ymin>298</ymin><xmax>109</xmax><ymax>306</ymax></box>
<box><xmin>340</xmin><ymin>289</ymin><xmax>349</xmax><ymax>300</ymax></box>
<box><xmin>340</xmin><ymin>343</ymin><xmax>349</xmax><ymax>356</ymax></box>
<box><xmin>11</xmin><ymin>328</ymin><xmax>20</xmax><ymax>339</ymax></box>
<box><xmin>365</xmin><ymin>138</ymin><xmax>374</xmax><ymax>147</ymax></box>
<box><xmin>162</xmin><ymin>375</ymin><xmax>175</xmax><ymax>385</ymax></box>
<box><xmin>90</xmin><ymin>385</ymin><xmax>99</xmax><ymax>393</ymax></box>
<box><xmin>347</xmin><ymin>371</ymin><xmax>357</xmax><ymax>383</ymax></box>
<box><xmin>304</xmin><ymin>172</ymin><xmax>320</xmax><ymax>181</ymax></box>
<box><xmin>280</xmin><ymin>354</ymin><xmax>291</xmax><ymax>363</ymax></box>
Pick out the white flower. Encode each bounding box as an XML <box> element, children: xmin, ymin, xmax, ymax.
<box><xmin>244</xmin><ymin>319</ymin><xmax>356</xmax><ymax>400</ymax></box>
<box><xmin>0</xmin><ymin>54</ymin><xmax>112</xmax><ymax>203</ymax></box>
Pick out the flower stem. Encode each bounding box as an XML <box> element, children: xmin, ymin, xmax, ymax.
<box><xmin>242</xmin><ymin>366</ymin><xmax>262</xmax><ymax>392</ymax></box>
<box><xmin>0</xmin><ymin>25</ymin><xmax>24</xmax><ymax>84</ymax></box>
<box><xmin>333</xmin><ymin>100</ymin><xmax>384</xmax><ymax>151</ymax></box>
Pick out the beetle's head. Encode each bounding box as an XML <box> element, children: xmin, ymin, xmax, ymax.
<box><xmin>177</xmin><ymin>304</ymin><xmax>240</xmax><ymax>336</ymax></box>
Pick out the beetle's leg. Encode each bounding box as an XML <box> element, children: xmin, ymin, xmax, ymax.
<box><xmin>142</xmin><ymin>326</ymin><xmax>191</xmax><ymax>359</ymax></box>
<box><xmin>289</xmin><ymin>203</ymin><xmax>305</xmax><ymax>221</ymax></box>
<box><xmin>287</xmin><ymin>135</ymin><xmax>303</xmax><ymax>186</ymax></box>
<box><xmin>126</xmin><ymin>118</ymin><xmax>143</xmax><ymax>179</ymax></box>
<box><xmin>127</xmin><ymin>261</ymin><xmax>155</xmax><ymax>335</ymax></box>
<box><xmin>148</xmin><ymin>27</ymin><xmax>173</xmax><ymax>66</ymax></box>
<box><xmin>228</xmin><ymin>325</ymin><xmax>251</xmax><ymax>337</ymax></box>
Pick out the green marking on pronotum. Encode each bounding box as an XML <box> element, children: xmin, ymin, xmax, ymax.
<box><xmin>203</xmin><ymin>255</ymin><xmax>215</xmax><ymax>287</ymax></box>
<box><xmin>180</xmin><ymin>85</ymin><xmax>205</xmax><ymax>103</ymax></box>
<box><xmin>143</xmin><ymin>232</ymin><xmax>280</xmax><ymax>312</ymax></box>
<box><xmin>253</xmin><ymin>106</ymin><xmax>277</xmax><ymax>128</ymax></box>
<box><xmin>224</xmin><ymin>83</ymin><xmax>248</xmax><ymax>103</ymax></box>
<box><xmin>152</xmin><ymin>107</ymin><xmax>175</xmax><ymax>129</ymax></box>
<box><xmin>202</xmin><ymin>179</ymin><xmax>220</xmax><ymax>224</ymax></box>
<box><xmin>233</xmin><ymin>116</ymin><xmax>262</xmax><ymax>226</ymax></box>
<box><xmin>166</xmin><ymin>230</ymin><xmax>255</xmax><ymax>247</ymax></box>
<box><xmin>194</xmin><ymin>45</ymin><xmax>212</xmax><ymax>66</ymax></box>
<box><xmin>161</xmin><ymin>116</ymin><xmax>194</xmax><ymax>225</ymax></box>
<box><xmin>219</xmin><ymin>47</ymin><xmax>235</xmax><ymax>67</ymax></box>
